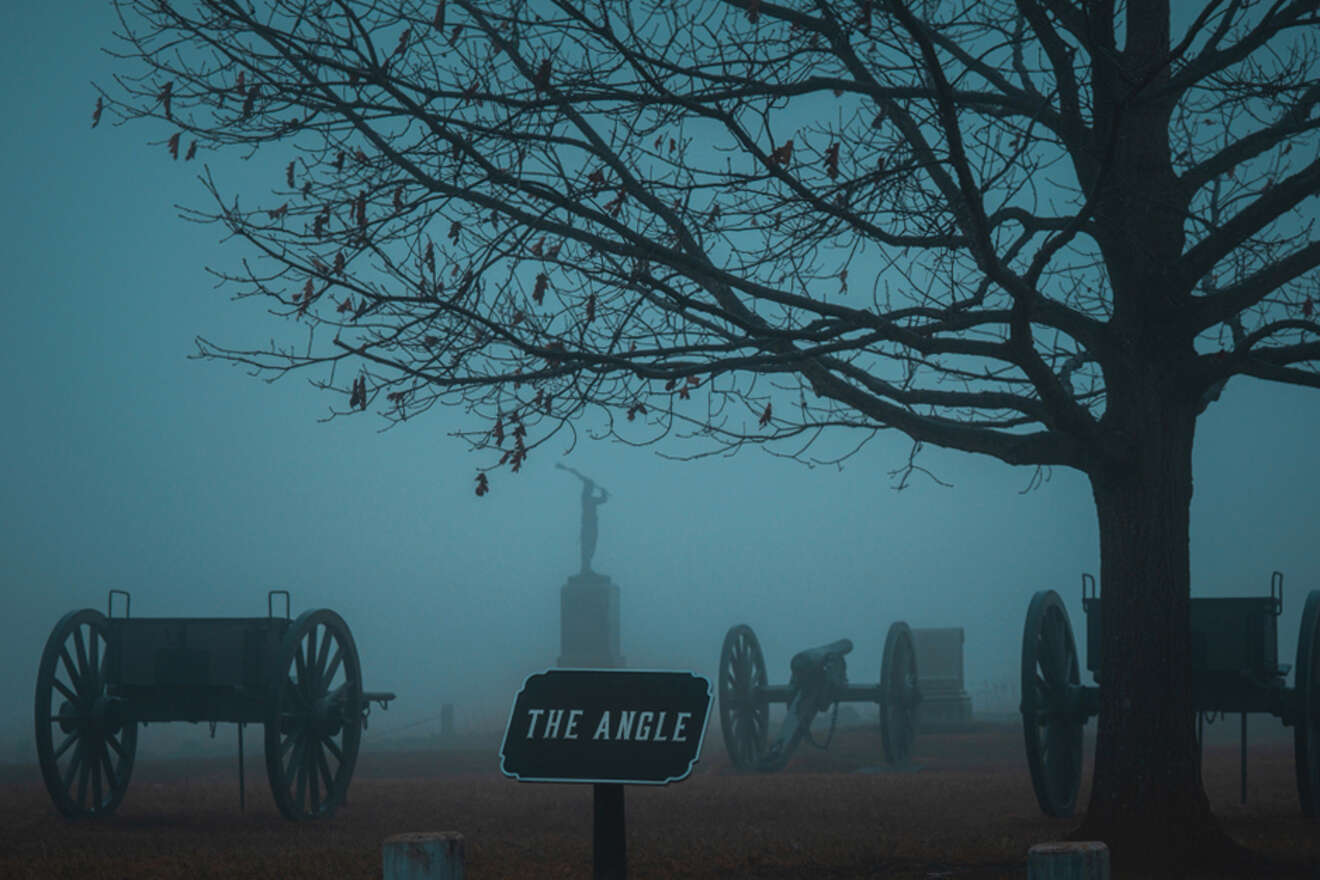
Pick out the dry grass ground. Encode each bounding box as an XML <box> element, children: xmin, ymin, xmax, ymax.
<box><xmin>1</xmin><ymin>721</ymin><xmax>1315</xmax><ymax>879</ymax></box>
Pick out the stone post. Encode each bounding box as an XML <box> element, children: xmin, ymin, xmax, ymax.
<box><xmin>383</xmin><ymin>832</ymin><xmax>465</xmax><ymax>880</ymax></box>
<box><xmin>1027</xmin><ymin>841</ymin><xmax>1109</xmax><ymax>880</ymax></box>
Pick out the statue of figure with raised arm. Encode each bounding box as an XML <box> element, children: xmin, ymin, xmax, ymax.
<box><xmin>555</xmin><ymin>463</ymin><xmax>609</xmax><ymax>575</ymax></box>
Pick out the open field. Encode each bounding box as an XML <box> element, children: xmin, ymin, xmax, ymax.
<box><xmin>2</xmin><ymin>720</ymin><xmax>1316</xmax><ymax>879</ymax></box>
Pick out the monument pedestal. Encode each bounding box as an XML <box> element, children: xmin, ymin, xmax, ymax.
<box><xmin>558</xmin><ymin>572</ymin><xmax>624</xmax><ymax>668</ymax></box>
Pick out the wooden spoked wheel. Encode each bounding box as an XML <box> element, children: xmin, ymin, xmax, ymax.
<box><xmin>1295</xmin><ymin>590</ymin><xmax>1320</xmax><ymax>818</ymax></box>
<box><xmin>34</xmin><ymin>609</ymin><xmax>137</xmax><ymax>818</ymax></box>
<box><xmin>719</xmin><ymin>624</ymin><xmax>769</xmax><ymax>770</ymax></box>
<box><xmin>1021</xmin><ymin>589</ymin><xmax>1084</xmax><ymax>817</ymax></box>
<box><xmin>880</xmin><ymin>621</ymin><xmax>919</xmax><ymax>765</ymax></box>
<box><xmin>264</xmin><ymin>609</ymin><xmax>363</xmax><ymax>820</ymax></box>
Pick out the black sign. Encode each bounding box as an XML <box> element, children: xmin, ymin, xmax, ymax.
<box><xmin>500</xmin><ymin>669</ymin><xmax>712</xmax><ymax>784</ymax></box>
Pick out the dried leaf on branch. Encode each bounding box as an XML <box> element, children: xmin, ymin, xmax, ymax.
<box><xmin>767</xmin><ymin>140</ymin><xmax>793</xmax><ymax>168</ymax></box>
<box><xmin>825</xmin><ymin>142</ymin><xmax>840</xmax><ymax>180</ymax></box>
<box><xmin>534</xmin><ymin>58</ymin><xmax>552</xmax><ymax>93</ymax></box>
<box><xmin>349</xmin><ymin>376</ymin><xmax>367</xmax><ymax>410</ymax></box>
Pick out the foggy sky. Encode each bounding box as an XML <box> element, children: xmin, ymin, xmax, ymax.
<box><xmin>2</xmin><ymin>3</ymin><xmax>1317</xmax><ymax>760</ymax></box>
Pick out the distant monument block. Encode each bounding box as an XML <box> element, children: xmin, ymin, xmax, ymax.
<box><xmin>912</xmin><ymin>627</ymin><xmax>973</xmax><ymax>730</ymax></box>
<box><xmin>555</xmin><ymin>464</ymin><xmax>625</xmax><ymax>668</ymax></box>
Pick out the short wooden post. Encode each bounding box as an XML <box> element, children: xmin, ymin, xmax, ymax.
<box><xmin>383</xmin><ymin>832</ymin><xmax>465</xmax><ymax>880</ymax></box>
<box><xmin>1240</xmin><ymin>711</ymin><xmax>1248</xmax><ymax>804</ymax></box>
<box><xmin>1027</xmin><ymin>841</ymin><xmax>1109</xmax><ymax>880</ymax></box>
<box><xmin>236</xmin><ymin>722</ymin><xmax>245</xmax><ymax>812</ymax></box>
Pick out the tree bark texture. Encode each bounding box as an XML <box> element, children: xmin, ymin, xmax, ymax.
<box><xmin>1067</xmin><ymin>5</ymin><xmax>1257</xmax><ymax>862</ymax></box>
<box><xmin>1080</xmin><ymin>401</ymin><xmax>1205</xmax><ymax>841</ymax></box>
<box><xmin>1077</xmin><ymin>393</ymin><xmax>1256</xmax><ymax>870</ymax></box>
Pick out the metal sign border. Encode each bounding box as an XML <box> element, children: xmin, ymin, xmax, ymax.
<box><xmin>498</xmin><ymin>667</ymin><xmax>713</xmax><ymax>785</ymax></box>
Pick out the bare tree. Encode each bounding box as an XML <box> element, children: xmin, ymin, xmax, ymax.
<box><xmin>100</xmin><ymin>0</ymin><xmax>1319</xmax><ymax>868</ymax></box>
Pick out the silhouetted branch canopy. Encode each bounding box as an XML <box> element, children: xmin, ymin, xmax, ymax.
<box><xmin>102</xmin><ymin>0</ymin><xmax>1320</xmax><ymax>482</ymax></box>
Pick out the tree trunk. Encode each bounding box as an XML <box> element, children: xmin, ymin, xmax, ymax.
<box><xmin>1074</xmin><ymin>398</ymin><xmax>1257</xmax><ymax>872</ymax></box>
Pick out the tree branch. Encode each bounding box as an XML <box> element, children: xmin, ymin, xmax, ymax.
<box><xmin>1176</xmin><ymin>156</ymin><xmax>1320</xmax><ymax>289</ymax></box>
<box><xmin>1189</xmin><ymin>239</ymin><xmax>1320</xmax><ymax>333</ymax></box>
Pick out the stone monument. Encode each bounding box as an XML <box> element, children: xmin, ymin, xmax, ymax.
<box><xmin>912</xmin><ymin>627</ymin><xmax>974</xmax><ymax>730</ymax></box>
<box><xmin>555</xmin><ymin>463</ymin><xmax>624</xmax><ymax>668</ymax></box>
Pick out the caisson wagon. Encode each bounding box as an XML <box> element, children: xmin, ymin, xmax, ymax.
<box><xmin>34</xmin><ymin>590</ymin><xmax>394</xmax><ymax>820</ymax></box>
<box><xmin>1020</xmin><ymin>572</ymin><xmax>1319</xmax><ymax>818</ymax></box>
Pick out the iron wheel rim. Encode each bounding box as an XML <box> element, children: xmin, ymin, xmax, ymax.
<box><xmin>719</xmin><ymin>624</ymin><xmax>769</xmax><ymax>770</ymax></box>
<box><xmin>264</xmin><ymin>609</ymin><xmax>362</xmax><ymax>820</ymax></box>
<box><xmin>34</xmin><ymin>609</ymin><xmax>137</xmax><ymax>818</ymax></box>
<box><xmin>1021</xmin><ymin>589</ymin><xmax>1084</xmax><ymax>817</ymax></box>
<box><xmin>880</xmin><ymin>621</ymin><xmax>919</xmax><ymax>764</ymax></box>
<box><xmin>1295</xmin><ymin>590</ymin><xmax>1320</xmax><ymax>817</ymax></box>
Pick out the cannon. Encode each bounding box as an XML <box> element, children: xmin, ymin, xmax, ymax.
<box><xmin>1021</xmin><ymin>572</ymin><xmax>1320</xmax><ymax>818</ymax></box>
<box><xmin>33</xmin><ymin>590</ymin><xmax>395</xmax><ymax>820</ymax></box>
<box><xmin>717</xmin><ymin>622</ymin><xmax>922</xmax><ymax>771</ymax></box>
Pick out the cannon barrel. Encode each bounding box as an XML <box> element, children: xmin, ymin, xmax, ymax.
<box><xmin>790</xmin><ymin>638</ymin><xmax>853</xmax><ymax>678</ymax></box>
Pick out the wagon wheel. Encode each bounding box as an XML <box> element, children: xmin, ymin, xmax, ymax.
<box><xmin>34</xmin><ymin>609</ymin><xmax>137</xmax><ymax>818</ymax></box>
<box><xmin>1296</xmin><ymin>590</ymin><xmax>1320</xmax><ymax>818</ymax></box>
<box><xmin>719</xmin><ymin>624</ymin><xmax>769</xmax><ymax>770</ymax></box>
<box><xmin>264</xmin><ymin>609</ymin><xmax>363</xmax><ymax>820</ymax></box>
<box><xmin>880</xmin><ymin>621</ymin><xmax>920</xmax><ymax>765</ymax></box>
<box><xmin>1021</xmin><ymin>590</ymin><xmax>1084</xmax><ymax>817</ymax></box>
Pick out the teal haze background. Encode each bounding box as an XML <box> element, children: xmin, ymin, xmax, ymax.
<box><xmin>1</xmin><ymin>4</ymin><xmax>1317</xmax><ymax>760</ymax></box>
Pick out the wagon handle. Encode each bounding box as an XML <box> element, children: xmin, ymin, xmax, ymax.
<box><xmin>268</xmin><ymin>589</ymin><xmax>291</xmax><ymax>619</ymax></box>
<box><xmin>1081</xmin><ymin>572</ymin><xmax>1098</xmax><ymax>609</ymax></box>
<box><xmin>1270</xmin><ymin>571</ymin><xmax>1283</xmax><ymax>616</ymax></box>
<box><xmin>107</xmin><ymin>590</ymin><xmax>131</xmax><ymax>618</ymax></box>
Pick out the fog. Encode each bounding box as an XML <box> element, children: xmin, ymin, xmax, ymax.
<box><xmin>2</xmin><ymin>4</ymin><xmax>1317</xmax><ymax>766</ymax></box>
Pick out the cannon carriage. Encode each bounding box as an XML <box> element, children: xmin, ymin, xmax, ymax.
<box><xmin>1020</xmin><ymin>573</ymin><xmax>1320</xmax><ymax>818</ymax></box>
<box><xmin>34</xmin><ymin>590</ymin><xmax>395</xmax><ymax>820</ymax></box>
<box><xmin>717</xmin><ymin>621</ymin><xmax>922</xmax><ymax>771</ymax></box>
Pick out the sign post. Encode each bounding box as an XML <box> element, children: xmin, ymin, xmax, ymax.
<box><xmin>500</xmin><ymin>669</ymin><xmax>712</xmax><ymax>879</ymax></box>
<box><xmin>593</xmin><ymin>782</ymin><xmax>625</xmax><ymax>880</ymax></box>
